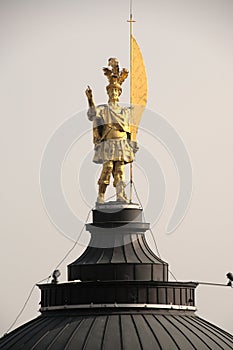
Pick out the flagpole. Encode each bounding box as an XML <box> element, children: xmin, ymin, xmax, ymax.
<box><xmin>127</xmin><ymin>0</ymin><xmax>135</xmax><ymax>203</ymax></box>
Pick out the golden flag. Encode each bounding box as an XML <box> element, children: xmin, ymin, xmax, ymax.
<box><xmin>130</xmin><ymin>35</ymin><xmax>148</xmax><ymax>142</ymax></box>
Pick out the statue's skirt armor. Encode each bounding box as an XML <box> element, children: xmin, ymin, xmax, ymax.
<box><xmin>93</xmin><ymin>138</ymin><xmax>134</xmax><ymax>164</ymax></box>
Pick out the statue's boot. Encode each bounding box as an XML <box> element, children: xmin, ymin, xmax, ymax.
<box><xmin>116</xmin><ymin>181</ymin><xmax>129</xmax><ymax>203</ymax></box>
<box><xmin>97</xmin><ymin>184</ymin><xmax>107</xmax><ymax>204</ymax></box>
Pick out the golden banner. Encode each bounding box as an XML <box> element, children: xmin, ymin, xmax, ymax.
<box><xmin>130</xmin><ymin>35</ymin><xmax>148</xmax><ymax>142</ymax></box>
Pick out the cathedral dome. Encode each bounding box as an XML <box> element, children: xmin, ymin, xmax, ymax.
<box><xmin>1</xmin><ymin>204</ymin><xmax>232</xmax><ymax>349</ymax></box>
<box><xmin>1</xmin><ymin>309</ymin><xmax>233</xmax><ymax>349</ymax></box>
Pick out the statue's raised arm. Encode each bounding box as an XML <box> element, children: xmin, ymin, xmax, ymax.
<box><xmin>85</xmin><ymin>85</ymin><xmax>94</xmax><ymax>107</ymax></box>
<box><xmin>85</xmin><ymin>85</ymin><xmax>97</xmax><ymax>121</ymax></box>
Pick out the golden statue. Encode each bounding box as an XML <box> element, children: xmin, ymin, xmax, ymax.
<box><xmin>86</xmin><ymin>58</ymin><xmax>138</xmax><ymax>204</ymax></box>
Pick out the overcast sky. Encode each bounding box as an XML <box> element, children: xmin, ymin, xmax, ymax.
<box><xmin>1</xmin><ymin>0</ymin><xmax>233</xmax><ymax>336</ymax></box>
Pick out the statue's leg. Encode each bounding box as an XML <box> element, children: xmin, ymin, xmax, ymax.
<box><xmin>97</xmin><ymin>160</ymin><xmax>114</xmax><ymax>203</ymax></box>
<box><xmin>113</xmin><ymin>161</ymin><xmax>129</xmax><ymax>203</ymax></box>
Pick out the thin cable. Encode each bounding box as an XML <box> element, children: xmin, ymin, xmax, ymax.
<box><xmin>132</xmin><ymin>181</ymin><xmax>178</xmax><ymax>281</ymax></box>
<box><xmin>168</xmin><ymin>270</ymin><xmax>178</xmax><ymax>282</ymax></box>
<box><xmin>196</xmin><ymin>281</ymin><xmax>232</xmax><ymax>287</ymax></box>
<box><xmin>54</xmin><ymin>208</ymin><xmax>92</xmax><ymax>270</ymax></box>
<box><xmin>105</xmin><ymin>181</ymin><xmax>130</xmax><ymax>201</ymax></box>
<box><xmin>132</xmin><ymin>183</ymin><xmax>160</xmax><ymax>255</ymax></box>
<box><xmin>4</xmin><ymin>276</ymin><xmax>49</xmax><ymax>335</ymax></box>
<box><xmin>4</xmin><ymin>208</ymin><xmax>93</xmax><ymax>335</ymax></box>
<box><xmin>132</xmin><ymin>181</ymin><xmax>161</xmax><ymax>259</ymax></box>
<box><xmin>132</xmin><ymin>181</ymin><xmax>143</xmax><ymax>208</ymax></box>
<box><xmin>148</xmin><ymin>228</ymin><xmax>162</xmax><ymax>259</ymax></box>
<box><xmin>149</xmin><ymin>226</ymin><xmax>177</xmax><ymax>281</ymax></box>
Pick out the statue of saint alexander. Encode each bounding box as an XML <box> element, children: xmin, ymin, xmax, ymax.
<box><xmin>85</xmin><ymin>58</ymin><xmax>138</xmax><ymax>204</ymax></box>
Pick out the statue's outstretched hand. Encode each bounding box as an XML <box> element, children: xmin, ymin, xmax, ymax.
<box><xmin>85</xmin><ymin>85</ymin><xmax>93</xmax><ymax>100</ymax></box>
<box><xmin>85</xmin><ymin>85</ymin><xmax>95</xmax><ymax>109</ymax></box>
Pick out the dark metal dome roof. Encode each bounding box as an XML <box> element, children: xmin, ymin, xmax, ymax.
<box><xmin>73</xmin><ymin>235</ymin><xmax>163</xmax><ymax>265</ymax></box>
<box><xmin>1</xmin><ymin>310</ymin><xmax>233</xmax><ymax>350</ymax></box>
<box><xmin>68</xmin><ymin>206</ymin><xmax>168</xmax><ymax>282</ymax></box>
<box><xmin>1</xmin><ymin>204</ymin><xmax>232</xmax><ymax>349</ymax></box>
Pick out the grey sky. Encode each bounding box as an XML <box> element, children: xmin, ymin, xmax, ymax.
<box><xmin>1</xmin><ymin>0</ymin><xmax>233</xmax><ymax>335</ymax></box>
